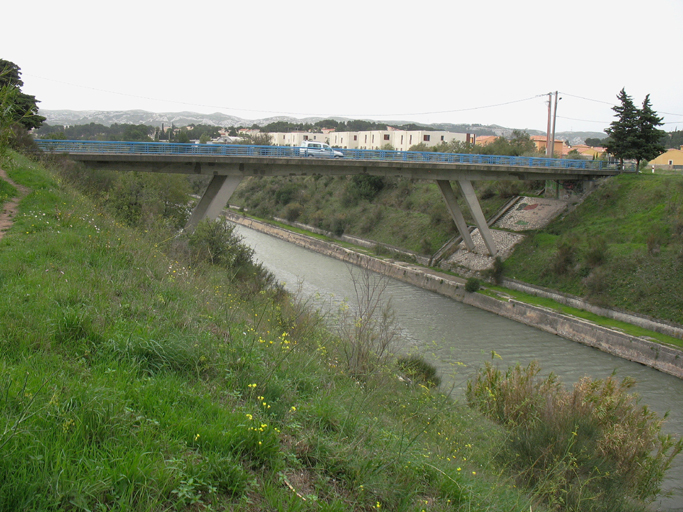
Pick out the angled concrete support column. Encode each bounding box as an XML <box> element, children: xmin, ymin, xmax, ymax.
<box><xmin>185</xmin><ymin>175</ymin><xmax>243</xmax><ymax>232</ymax></box>
<box><xmin>436</xmin><ymin>179</ymin><xmax>475</xmax><ymax>251</ymax></box>
<box><xmin>457</xmin><ymin>180</ymin><xmax>498</xmax><ymax>257</ymax></box>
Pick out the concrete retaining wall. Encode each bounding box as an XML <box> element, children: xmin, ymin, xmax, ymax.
<box><xmin>225</xmin><ymin>211</ymin><xmax>683</xmax><ymax>379</ymax></box>
<box><xmin>501</xmin><ymin>278</ymin><xmax>683</xmax><ymax>340</ymax></box>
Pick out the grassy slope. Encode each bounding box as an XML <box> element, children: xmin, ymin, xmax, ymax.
<box><xmin>0</xmin><ymin>175</ymin><xmax>17</xmax><ymax>208</ymax></box>
<box><xmin>231</xmin><ymin>176</ymin><xmax>516</xmax><ymax>256</ymax></box>
<box><xmin>504</xmin><ymin>174</ymin><xmax>683</xmax><ymax>325</ymax></box>
<box><xmin>232</xmin><ymin>174</ymin><xmax>683</xmax><ymax>327</ymax></box>
<box><xmin>0</xmin><ymin>153</ymin><xmax>537</xmax><ymax>510</ymax></box>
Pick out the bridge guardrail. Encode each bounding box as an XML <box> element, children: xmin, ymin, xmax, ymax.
<box><xmin>34</xmin><ymin>140</ymin><xmax>632</xmax><ymax>172</ymax></box>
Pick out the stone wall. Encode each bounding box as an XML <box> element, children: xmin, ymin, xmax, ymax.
<box><xmin>225</xmin><ymin>211</ymin><xmax>683</xmax><ymax>379</ymax></box>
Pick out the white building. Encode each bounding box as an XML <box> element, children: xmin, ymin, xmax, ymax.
<box><xmin>267</xmin><ymin>131</ymin><xmax>329</xmax><ymax>146</ymax></box>
<box><xmin>268</xmin><ymin>128</ymin><xmax>473</xmax><ymax>151</ymax></box>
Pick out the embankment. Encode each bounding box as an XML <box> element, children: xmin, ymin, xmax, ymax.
<box><xmin>224</xmin><ymin>211</ymin><xmax>683</xmax><ymax>379</ymax></box>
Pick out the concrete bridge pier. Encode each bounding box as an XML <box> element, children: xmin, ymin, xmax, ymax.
<box><xmin>436</xmin><ymin>179</ymin><xmax>498</xmax><ymax>257</ymax></box>
<box><xmin>185</xmin><ymin>175</ymin><xmax>243</xmax><ymax>232</ymax></box>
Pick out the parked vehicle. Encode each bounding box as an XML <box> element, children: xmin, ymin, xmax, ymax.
<box><xmin>299</xmin><ymin>141</ymin><xmax>344</xmax><ymax>158</ymax></box>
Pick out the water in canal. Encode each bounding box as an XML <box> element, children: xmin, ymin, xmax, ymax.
<box><xmin>233</xmin><ymin>224</ymin><xmax>683</xmax><ymax>511</ymax></box>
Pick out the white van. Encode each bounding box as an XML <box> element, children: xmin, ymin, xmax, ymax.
<box><xmin>300</xmin><ymin>141</ymin><xmax>344</xmax><ymax>158</ymax></box>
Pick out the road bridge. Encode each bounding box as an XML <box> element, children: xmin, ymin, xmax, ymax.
<box><xmin>36</xmin><ymin>140</ymin><xmax>626</xmax><ymax>256</ymax></box>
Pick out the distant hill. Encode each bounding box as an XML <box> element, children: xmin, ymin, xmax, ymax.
<box><xmin>38</xmin><ymin>109</ymin><xmax>606</xmax><ymax>144</ymax></box>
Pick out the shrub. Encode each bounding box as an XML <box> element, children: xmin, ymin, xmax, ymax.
<box><xmin>396</xmin><ymin>355</ymin><xmax>441</xmax><ymax>388</ymax></box>
<box><xmin>496</xmin><ymin>181</ymin><xmax>523</xmax><ymax>199</ymax></box>
<box><xmin>420</xmin><ymin>237</ymin><xmax>433</xmax><ymax>255</ymax></box>
<box><xmin>283</xmin><ymin>202</ymin><xmax>303</xmax><ymax>222</ymax></box>
<box><xmin>465</xmin><ymin>278</ymin><xmax>480</xmax><ymax>293</ymax></box>
<box><xmin>185</xmin><ymin>219</ymin><xmax>272</xmax><ymax>288</ymax></box>
<box><xmin>7</xmin><ymin>123</ymin><xmax>40</xmax><ymax>154</ymax></box>
<box><xmin>484</xmin><ymin>256</ymin><xmax>505</xmax><ymax>284</ymax></box>
<box><xmin>553</xmin><ymin>239</ymin><xmax>577</xmax><ymax>275</ymax></box>
<box><xmin>647</xmin><ymin>230</ymin><xmax>665</xmax><ymax>255</ymax></box>
<box><xmin>335</xmin><ymin>267</ymin><xmax>398</xmax><ymax>376</ymax></box>
<box><xmin>329</xmin><ymin>214</ymin><xmax>346</xmax><ymax>237</ymax></box>
<box><xmin>585</xmin><ymin>236</ymin><xmax>608</xmax><ymax>267</ymax></box>
<box><xmin>349</xmin><ymin>174</ymin><xmax>386</xmax><ymax>201</ymax></box>
<box><xmin>467</xmin><ymin>361</ymin><xmax>683</xmax><ymax>511</ymax></box>
<box><xmin>274</xmin><ymin>182</ymin><xmax>299</xmax><ymax>206</ymax></box>
<box><xmin>583</xmin><ymin>267</ymin><xmax>608</xmax><ymax>301</ymax></box>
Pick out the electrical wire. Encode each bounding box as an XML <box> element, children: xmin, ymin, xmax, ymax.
<box><xmin>27</xmin><ymin>72</ymin><xmax>545</xmax><ymax>118</ymax></box>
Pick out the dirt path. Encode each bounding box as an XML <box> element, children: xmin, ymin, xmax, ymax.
<box><xmin>0</xmin><ymin>166</ymin><xmax>29</xmax><ymax>242</ymax></box>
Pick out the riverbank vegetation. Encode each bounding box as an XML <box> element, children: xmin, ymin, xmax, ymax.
<box><xmin>468</xmin><ymin>361</ymin><xmax>683</xmax><ymax>511</ymax></box>
<box><xmin>0</xmin><ymin>150</ymin><xmax>537</xmax><ymax>510</ymax></box>
<box><xmin>0</xmin><ymin>146</ymin><xmax>680</xmax><ymax>511</ymax></box>
<box><xmin>230</xmin><ymin>174</ymin><xmax>540</xmax><ymax>257</ymax></box>
<box><xmin>1</xmin><ymin>146</ymin><xmax>681</xmax><ymax>510</ymax></box>
<box><xmin>231</xmin><ymin>172</ymin><xmax>683</xmax><ymax>326</ymax></box>
<box><xmin>504</xmin><ymin>173</ymin><xmax>683</xmax><ymax>325</ymax></box>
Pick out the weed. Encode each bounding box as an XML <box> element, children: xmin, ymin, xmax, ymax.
<box><xmin>334</xmin><ymin>266</ymin><xmax>398</xmax><ymax>376</ymax></box>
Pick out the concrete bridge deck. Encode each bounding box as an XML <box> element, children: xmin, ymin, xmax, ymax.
<box><xmin>36</xmin><ymin>140</ymin><xmax>625</xmax><ymax>256</ymax></box>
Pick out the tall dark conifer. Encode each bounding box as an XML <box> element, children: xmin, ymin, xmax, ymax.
<box><xmin>636</xmin><ymin>94</ymin><xmax>666</xmax><ymax>169</ymax></box>
<box><xmin>605</xmin><ymin>89</ymin><xmax>667</xmax><ymax>170</ymax></box>
<box><xmin>604</xmin><ymin>88</ymin><xmax>639</xmax><ymax>168</ymax></box>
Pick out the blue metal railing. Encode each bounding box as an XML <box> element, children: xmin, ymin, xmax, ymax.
<box><xmin>34</xmin><ymin>139</ymin><xmax>630</xmax><ymax>172</ymax></box>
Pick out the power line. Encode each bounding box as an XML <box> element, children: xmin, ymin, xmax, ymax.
<box><xmin>28</xmin><ymin>72</ymin><xmax>545</xmax><ymax>118</ymax></box>
<box><xmin>560</xmin><ymin>91</ymin><xmax>683</xmax><ymax>118</ymax></box>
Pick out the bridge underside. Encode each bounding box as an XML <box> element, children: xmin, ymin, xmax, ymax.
<box><xmin>71</xmin><ymin>154</ymin><xmax>615</xmax><ymax>257</ymax></box>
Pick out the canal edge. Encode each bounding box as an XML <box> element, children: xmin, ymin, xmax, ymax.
<box><xmin>223</xmin><ymin>211</ymin><xmax>683</xmax><ymax>380</ymax></box>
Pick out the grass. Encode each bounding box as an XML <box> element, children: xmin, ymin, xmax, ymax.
<box><xmin>504</xmin><ymin>174</ymin><xmax>683</xmax><ymax>324</ymax></box>
<box><xmin>232</xmin><ymin>173</ymin><xmax>683</xmax><ymax>328</ymax></box>
<box><xmin>0</xmin><ymin>176</ymin><xmax>17</xmax><ymax>208</ymax></box>
<box><xmin>230</xmin><ymin>175</ymin><xmax>523</xmax><ymax>256</ymax></box>
<box><xmin>483</xmin><ymin>285</ymin><xmax>683</xmax><ymax>349</ymax></box>
<box><xmin>234</xmin><ymin>207</ymin><xmax>683</xmax><ymax>352</ymax></box>
<box><xmin>0</xmin><ymin>150</ymin><xmax>544</xmax><ymax>510</ymax></box>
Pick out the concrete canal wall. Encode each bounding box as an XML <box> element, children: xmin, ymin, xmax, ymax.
<box><xmin>224</xmin><ymin>211</ymin><xmax>683</xmax><ymax>379</ymax></box>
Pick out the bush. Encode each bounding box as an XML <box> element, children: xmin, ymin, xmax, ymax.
<box><xmin>396</xmin><ymin>355</ymin><xmax>441</xmax><ymax>388</ymax></box>
<box><xmin>329</xmin><ymin>214</ymin><xmax>346</xmax><ymax>237</ymax></box>
<box><xmin>583</xmin><ymin>267</ymin><xmax>608</xmax><ymax>301</ymax></box>
<box><xmin>185</xmin><ymin>219</ymin><xmax>268</xmax><ymax>281</ymax></box>
<box><xmin>7</xmin><ymin>123</ymin><xmax>40</xmax><ymax>154</ymax></box>
<box><xmin>465</xmin><ymin>278</ymin><xmax>480</xmax><ymax>293</ymax></box>
<box><xmin>484</xmin><ymin>256</ymin><xmax>505</xmax><ymax>284</ymax></box>
<box><xmin>553</xmin><ymin>239</ymin><xmax>577</xmax><ymax>275</ymax></box>
<box><xmin>283</xmin><ymin>202</ymin><xmax>303</xmax><ymax>222</ymax></box>
<box><xmin>349</xmin><ymin>174</ymin><xmax>386</xmax><ymax>201</ymax></box>
<box><xmin>585</xmin><ymin>236</ymin><xmax>608</xmax><ymax>267</ymax></box>
<box><xmin>467</xmin><ymin>361</ymin><xmax>683</xmax><ymax>511</ymax></box>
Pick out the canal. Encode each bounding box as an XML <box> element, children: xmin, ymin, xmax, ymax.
<box><xmin>233</xmin><ymin>223</ymin><xmax>683</xmax><ymax>511</ymax></box>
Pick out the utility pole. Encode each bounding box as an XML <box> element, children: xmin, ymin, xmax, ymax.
<box><xmin>546</xmin><ymin>92</ymin><xmax>553</xmax><ymax>157</ymax></box>
<box><xmin>550</xmin><ymin>91</ymin><xmax>559</xmax><ymax>158</ymax></box>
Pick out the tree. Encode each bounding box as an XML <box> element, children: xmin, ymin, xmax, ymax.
<box><xmin>603</xmin><ymin>89</ymin><xmax>640</xmax><ymax>168</ymax></box>
<box><xmin>662</xmin><ymin>129</ymin><xmax>683</xmax><ymax>149</ymax></box>
<box><xmin>241</xmin><ymin>133</ymin><xmax>272</xmax><ymax>145</ymax></box>
<box><xmin>584</xmin><ymin>137</ymin><xmax>604</xmax><ymax>147</ymax></box>
<box><xmin>478</xmin><ymin>130</ymin><xmax>536</xmax><ymax>157</ymax></box>
<box><xmin>636</xmin><ymin>94</ymin><xmax>666</xmax><ymax>168</ymax></box>
<box><xmin>604</xmin><ymin>89</ymin><xmax>667</xmax><ymax>170</ymax></box>
<box><xmin>176</xmin><ymin>129</ymin><xmax>190</xmax><ymax>143</ymax></box>
<box><xmin>0</xmin><ymin>59</ymin><xmax>46</xmax><ymax>130</ymax></box>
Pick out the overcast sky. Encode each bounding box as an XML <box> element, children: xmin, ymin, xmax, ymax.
<box><xmin>3</xmin><ymin>0</ymin><xmax>682</xmax><ymax>133</ymax></box>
